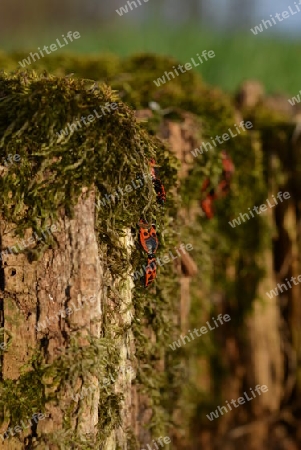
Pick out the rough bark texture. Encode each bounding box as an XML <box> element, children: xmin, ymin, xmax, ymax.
<box><xmin>1</xmin><ymin>192</ymin><xmax>99</xmax><ymax>447</ymax></box>
<box><xmin>0</xmin><ymin>195</ymin><xmax>138</xmax><ymax>449</ymax></box>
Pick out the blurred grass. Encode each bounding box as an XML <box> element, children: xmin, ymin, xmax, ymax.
<box><xmin>1</xmin><ymin>23</ymin><xmax>300</xmax><ymax>95</ymax></box>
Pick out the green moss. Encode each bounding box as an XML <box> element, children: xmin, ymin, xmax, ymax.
<box><xmin>0</xmin><ymin>333</ymin><xmax>125</xmax><ymax>447</ymax></box>
<box><xmin>0</xmin><ymin>71</ymin><xmax>160</xmax><ymax>246</ymax></box>
<box><xmin>0</xmin><ymin>353</ymin><xmax>47</xmax><ymax>425</ymax></box>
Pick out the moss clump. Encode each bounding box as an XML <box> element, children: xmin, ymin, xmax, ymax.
<box><xmin>0</xmin><ymin>71</ymin><xmax>161</xmax><ymax>247</ymax></box>
<box><xmin>6</xmin><ymin>51</ymin><xmax>121</xmax><ymax>82</ymax></box>
<box><xmin>0</xmin><ymin>353</ymin><xmax>47</xmax><ymax>425</ymax></box>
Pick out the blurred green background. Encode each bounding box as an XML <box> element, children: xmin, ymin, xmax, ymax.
<box><xmin>1</xmin><ymin>0</ymin><xmax>300</xmax><ymax>95</ymax></box>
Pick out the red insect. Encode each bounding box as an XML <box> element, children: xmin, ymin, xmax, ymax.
<box><xmin>200</xmin><ymin>150</ymin><xmax>234</xmax><ymax>219</ymax></box>
<box><xmin>200</xmin><ymin>191</ymin><xmax>216</xmax><ymax>220</ymax></box>
<box><xmin>137</xmin><ymin>219</ymin><xmax>158</xmax><ymax>288</ymax></box>
<box><xmin>138</xmin><ymin>219</ymin><xmax>158</xmax><ymax>257</ymax></box>
<box><xmin>219</xmin><ymin>150</ymin><xmax>234</xmax><ymax>195</ymax></box>
<box><xmin>144</xmin><ymin>256</ymin><xmax>157</xmax><ymax>288</ymax></box>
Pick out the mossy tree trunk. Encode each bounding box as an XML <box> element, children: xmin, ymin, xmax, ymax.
<box><xmin>0</xmin><ymin>71</ymin><xmax>171</xmax><ymax>450</ymax></box>
<box><xmin>0</xmin><ymin>192</ymin><xmax>136</xmax><ymax>449</ymax></box>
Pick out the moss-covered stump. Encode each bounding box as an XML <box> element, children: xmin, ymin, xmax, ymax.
<box><xmin>0</xmin><ymin>70</ymin><xmax>181</xmax><ymax>449</ymax></box>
